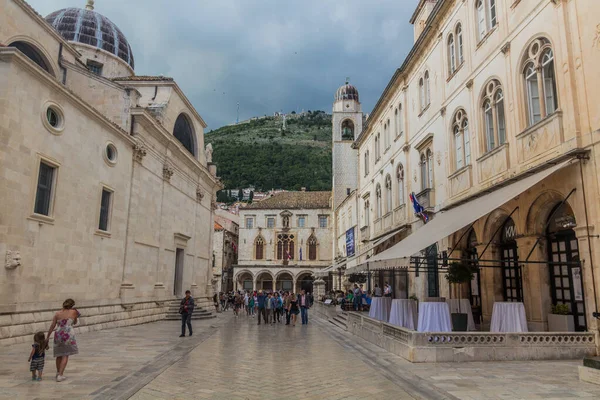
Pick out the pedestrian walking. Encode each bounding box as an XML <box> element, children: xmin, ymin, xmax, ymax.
<box><xmin>298</xmin><ymin>290</ymin><xmax>311</xmax><ymax>325</ymax></box>
<box><xmin>384</xmin><ymin>282</ymin><xmax>392</xmax><ymax>298</ymax></box>
<box><xmin>257</xmin><ymin>291</ymin><xmax>267</xmax><ymax>325</ymax></box>
<box><xmin>244</xmin><ymin>292</ymin><xmax>250</xmax><ymax>315</ymax></box>
<box><xmin>248</xmin><ymin>294</ymin><xmax>255</xmax><ymax>317</ymax></box>
<box><xmin>284</xmin><ymin>292</ymin><xmax>292</xmax><ymax>325</ymax></box>
<box><xmin>265</xmin><ymin>292</ymin><xmax>274</xmax><ymax>324</ymax></box>
<box><xmin>46</xmin><ymin>298</ymin><xmax>79</xmax><ymax>382</ymax></box>
<box><xmin>179</xmin><ymin>290</ymin><xmax>194</xmax><ymax>337</ymax></box>
<box><xmin>353</xmin><ymin>284</ymin><xmax>361</xmax><ymax>311</ymax></box>
<box><xmin>28</xmin><ymin>332</ymin><xmax>49</xmax><ymax>381</ymax></box>
<box><xmin>234</xmin><ymin>292</ymin><xmax>243</xmax><ymax>317</ymax></box>
<box><xmin>289</xmin><ymin>292</ymin><xmax>299</xmax><ymax>326</ymax></box>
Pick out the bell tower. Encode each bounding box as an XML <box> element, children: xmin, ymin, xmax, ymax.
<box><xmin>332</xmin><ymin>81</ymin><xmax>362</xmax><ymax>211</ymax></box>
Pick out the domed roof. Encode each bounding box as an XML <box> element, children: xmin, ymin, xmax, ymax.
<box><xmin>45</xmin><ymin>2</ymin><xmax>134</xmax><ymax>69</ymax></box>
<box><xmin>335</xmin><ymin>82</ymin><xmax>359</xmax><ymax>102</ymax></box>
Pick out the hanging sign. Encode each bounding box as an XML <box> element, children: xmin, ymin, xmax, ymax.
<box><xmin>346</xmin><ymin>227</ymin><xmax>355</xmax><ymax>257</ymax></box>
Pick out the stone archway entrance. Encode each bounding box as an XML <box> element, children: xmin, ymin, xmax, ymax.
<box><xmin>256</xmin><ymin>272</ymin><xmax>274</xmax><ymax>291</ymax></box>
<box><xmin>276</xmin><ymin>272</ymin><xmax>293</xmax><ymax>291</ymax></box>
<box><xmin>237</xmin><ymin>272</ymin><xmax>254</xmax><ymax>292</ymax></box>
<box><xmin>296</xmin><ymin>273</ymin><xmax>314</xmax><ymax>294</ymax></box>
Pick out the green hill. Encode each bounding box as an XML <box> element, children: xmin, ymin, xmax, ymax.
<box><xmin>205</xmin><ymin>111</ymin><xmax>332</xmax><ymax>194</ymax></box>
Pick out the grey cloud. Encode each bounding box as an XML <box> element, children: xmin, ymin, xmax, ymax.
<box><xmin>28</xmin><ymin>0</ymin><xmax>419</xmax><ymax>129</ymax></box>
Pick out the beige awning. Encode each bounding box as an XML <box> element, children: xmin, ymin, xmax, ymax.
<box><xmin>346</xmin><ymin>159</ymin><xmax>574</xmax><ymax>275</ymax></box>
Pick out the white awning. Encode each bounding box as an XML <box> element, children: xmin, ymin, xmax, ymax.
<box><xmin>346</xmin><ymin>160</ymin><xmax>574</xmax><ymax>274</ymax></box>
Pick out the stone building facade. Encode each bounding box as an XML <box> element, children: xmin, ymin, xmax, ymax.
<box><xmin>234</xmin><ymin>191</ymin><xmax>332</xmax><ymax>293</ymax></box>
<box><xmin>213</xmin><ymin>209</ymin><xmax>239</xmax><ymax>293</ymax></box>
<box><xmin>0</xmin><ymin>0</ymin><xmax>221</xmax><ymax>345</ymax></box>
<box><xmin>338</xmin><ymin>0</ymin><xmax>600</xmax><ymax>333</ymax></box>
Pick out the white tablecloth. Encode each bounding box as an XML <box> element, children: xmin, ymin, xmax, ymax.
<box><xmin>446</xmin><ymin>299</ymin><xmax>476</xmax><ymax>331</ymax></box>
<box><xmin>368</xmin><ymin>297</ymin><xmax>392</xmax><ymax>322</ymax></box>
<box><xmin>388</xmin><ymin>299</ymin><xmax>418</xmax><ymax>330</ymax></box>
<box><xmin>417</xmin><ymin>302</ymin><xmax>452</xmax><ymax>332</ymax></box>
<box><xmin>490</xmin><ymin>302</ymin><xmax>528</xmax><ymax>332</ymax></box>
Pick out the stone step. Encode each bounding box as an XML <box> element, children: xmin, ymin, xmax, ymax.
<box><xmin>329</xmin><ymin>317</ymin><xmax>347</xmax><ymax>330</ymax></box>
<box><xmin>165</xmin><ymin>299</ymin><xmax>215</xmax><ymax>320</ymax></box>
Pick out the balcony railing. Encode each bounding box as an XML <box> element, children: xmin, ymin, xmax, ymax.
<box><xmin>415</xmin><ymin>188</ymin><xmax>434</xmax><ymax>210</ymax></box>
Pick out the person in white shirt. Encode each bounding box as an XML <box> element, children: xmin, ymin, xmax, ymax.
<box><xmin>373</xmin><ymin>284</ymin><xmax>382</xmax><ymax>297</ymax></box>
<box><xmin>384</xmin><ymin>282</ymin><xmax>392</xmax><ymax>298</ymax></box>
<box><xmin>244</xmin><ymin>292</ymin><xmax>249</xmax><ymax>315</ymax></box>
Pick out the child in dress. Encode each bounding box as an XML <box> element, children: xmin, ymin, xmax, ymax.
<box><xmin>28</xmin><ymin>332</ymin><xmax>49</xmax><ymax>381</ymax></box>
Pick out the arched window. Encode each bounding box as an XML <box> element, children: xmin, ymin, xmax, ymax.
<box><xmin>452</xmin><ymin>109</ymin><xmax>470</xmax><ymax>170</ymax></box>
<box><xmin>395</xmin><ymin>104</ymin><xmax>404</xmax><ymax>137</ymax></box>
<box><xmin>426</xmin><ymin>149</ymin><xmax>434</xmax><ymax>189</ymax></box>
<box><xmin>308</xmin><ymin>235</ymin><xmax>318</xmax><ymax>261</ymax></box>
<box><xmin>419</xmin><ymin>78</ymin><xmax>425</xmax><ymax>110</ymax></box>
<box><xmin>341</xmin><ymin>119</ymin><xmax>354</xmax><ymax>140</ymax></box>
<box><xmin>386</xmin><ymin>119</ymin><xmax>391</xmax><ymax>148</ymax></box>
<box><xmin>420</xmin><ymin>153</ymin><xmax>428</xmax><ymax>191</ymax></box>
<box><xmin>481</xmin><ymin>79</ymin><xmax>506</xmax><ymax>152</ymax></box>
<box><xmin>383</xmin><ymin>123</ymin><xmax>389</xmax><ymax>149</ymax></box>
<box><xmin>522</xmin><ymin>38</ymin><xmax>557</xmax><ymax>127</ymax></box>
<box><xmin>375</xmin><ymin>184</ymin><xmax>382</xmax><ymax>219</ymax></box>
<box><xmin>448</xmin><ymin>34</ymin><xmax>456</xmax><ymax>74</ymax></box>
<box><xmin>9</xmin><ymin>41</ymin><xmax>51</xmax><ymax>73</ymax></box>
<box><xmin>476</xmin><ymin>0</ymin><xmax>497</xmax><ymax>41</ymax></box>
<box><xmin>424</xmin><ymin>71</ymin><xmax>431</xmax><ymax>106</ymax></box>
<box><xmin>364</xmin><ymin>151</ymin><xmax>370</xmax><ymax>176</ymax></box>
<box><xmin>456</xmin><ymin>24</ymin><xmax>464</xmax><ymax>64</ymax></box>
<box><xmin>374</xmin><ymin>136</ymin><xmax>379</xmax><ymax>161</ymax></box>
<box><xmin>396</xmin><ymin>164</ymin><xmax>405</xmax><ymax>207</ymax></box>
<box><xmin>385</xmin><ymin>174</ymin><xmax>392</xmax><ymax>214</ymax></box>
<box><xmin>255</xmin><ymin>236</ymin><xmax>265</xmax><ymax>260</ymax></box>
<box><xmin>173</xmin><ymin>114</ymin><xmax>196</xmax><ymax>156</ymax></box>
<box><xmin>277</xmin><ymin>234</ymin><xmax>295</xmax><ymax>260</ymax></box>
<box><xmin>377</xmin><ymin>133</ymin><xmax>381</xmax><ymax>160</ymax></box>
<box><xmin>364</xmin><ymin>198</ymin><xmax>370</xmax><ymax>227</ymax></box>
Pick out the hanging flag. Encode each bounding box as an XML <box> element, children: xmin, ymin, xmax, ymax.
<box><xmin>409</xmin><ymin>192</ymin><xmax>429</xmax><ymax>223</ymax></box>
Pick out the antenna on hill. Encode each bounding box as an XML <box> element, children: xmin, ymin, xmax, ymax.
<box><xmin>236</xmin><ymin>102</ymin><xmax>239</xmax><ymax>124</ymax></box>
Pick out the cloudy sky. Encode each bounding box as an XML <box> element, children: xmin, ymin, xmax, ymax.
<box><xmin>29</xmin><ymin>0</ymin><xmax>420</xmax><ymax>130</ymax></box>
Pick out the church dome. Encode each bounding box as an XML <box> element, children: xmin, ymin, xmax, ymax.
<box><xmin>335</xmin><ymin>82</ymin><xmax>359</xmax><ymax>102</ymax></box>
<box><xmin>45</xmin><ymin>2</ymin><xmax>134</xmax><ymax>69</ymax></box>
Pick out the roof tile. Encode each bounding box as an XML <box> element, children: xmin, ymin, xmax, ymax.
<box><xmin>245</xmin><ymin>191</ymin><xmax>331</xmax><ymax>210</ymax></box>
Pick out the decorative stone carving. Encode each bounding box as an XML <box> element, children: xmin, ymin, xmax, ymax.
<box><xmin>501</xmin><ymin>41</ymin><xmax>511</xmax><ymax>55</ymax></box>
<box><xmin>205</xmin><ymin>143</ymin><xmax>213</xmax><ymax>163</ymax></box>
<box><xmin>436</xmin><ymin>151</ymin><xmax>442</xmax><ymax>166</ymax></box>
<box><xmin>162</xmin><ymin>163</ymin><xmax>174</xmax><ymax>181</ymax></box>
<box><xmin>132</xmin><ymin>142</ymin><xmax>147</xmax><ymax>163</ymax></box>
<box><xmin>211</xmin><ymin>197</ymin><xmax>218</xmax><ymax>210</ymax></box>
<box><xmin>5</xmin><ymin>250</ymin><xmax>21</xmax><ymax>270</ymax></box>
<box><xmin>413</xmin><ymin>169</ymin><xmax>417</xmax><ymax>183</ymax></box>
<box><xmin>465</xmin><ymin>79</ymin><xmax>474</xmax><ymax>90</ymax></box>
<box><xmin>196</xmin><ymin>187</ymin><xmax>205</xmax><ymax>202</ymax></box>
<box><xmin>440</xmin><ymin>106</ymin><xmax>446</xmax><ymax>117</ymax></box>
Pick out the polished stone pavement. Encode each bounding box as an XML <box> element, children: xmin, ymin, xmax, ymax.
<box><xmin>2</xmin><ymin>311</ymin><xmax>600</xmax><ymax>399</ymax></box>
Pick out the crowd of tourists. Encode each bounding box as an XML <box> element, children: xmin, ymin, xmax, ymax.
<box><xmin>323</xmin><ymin>282</ymin><xmax>393</xmax><ymax>311</ymax></box>
<box><xmin>218</xmin><ymin>289</ymin><xmax>313</xmax><ymax>326</ymax></box>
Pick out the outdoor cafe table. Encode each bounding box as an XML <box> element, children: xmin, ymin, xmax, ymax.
<box><xmin>490</xmin><ymin>302</ymin><xmax>529</xmax><ymax>332</ymax></box>
<box><xmin>417</xmin><ymin>301</ymin><xmax>452</xmax><ymax>332</ymax></box>
<box><xmin>368</xmin><ymin>297</ymin><xmax>392</xmax><ymax>322</ymax></box>
<box><xmin>446</xmin><ymin>299</ymin><xmax>476</xmax><ymax>331</ymax></box>
<box><xmin>388</xmin><ymin>299</ymin><xmax>418</xmax><ymax>330</ymax></box>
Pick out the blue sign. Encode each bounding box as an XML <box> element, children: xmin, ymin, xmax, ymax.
<box><xmin>346</xmin><ymin>227</ymin><xmax>355</xmax><ymax>257</ymax></box>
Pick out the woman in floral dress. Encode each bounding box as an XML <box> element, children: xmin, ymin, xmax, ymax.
<box><xmin>46</xmin><ymin>298</ymin><xmax>79</xmax><ymax>382</ymax></box>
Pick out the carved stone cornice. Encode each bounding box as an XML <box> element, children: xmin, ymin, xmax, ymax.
<box><xmin>132</xmin><ymin>141</ymin><xmax>147</xmax><ymax>163</ymax></box>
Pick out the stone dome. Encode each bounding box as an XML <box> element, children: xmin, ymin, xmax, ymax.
<box><xmin>45</xmin><ymin>3</ymin><xmax>134</xmax><ymax>69</ymax></box>
<box><xmin>335</xmin><ymin>82</ymin><xmax>359</xmax><ymax>102</ymax></box>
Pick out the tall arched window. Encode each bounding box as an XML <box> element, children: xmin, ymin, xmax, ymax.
<box><xmin>457</xmin><ymin>24</ymin><xmax>464</xmax><ymax>64</ymax></box>
<box><xmin>420</xmin><ymin>153</ymin><xmax>428</xmax><ymax>191</ymax></box>
<box><xmin>481</xmin><ymin>79</ymin><xmax>506</xmax><ymax>152</ymax></box>
<box><xmin>386</xmin><ymin>119</ymin><xmax>391</xmax><ymax>148</ymax></box>
<box><xmin>426</xmin><ymin>149</ymin><xmax>434</xmax><ymax>189</ymax></box>
<box><xmin>9</xmin><ymin>41</ymin><xmax>51</xmax><ymax>73</ymax></box>
<box><xmin>396</xmin><ymin>164</ymin><xmax>405</xmax><ymax>207</ymax></box>
<box><xmin>375</xmin><ymin>184</ymin><xmax>382</xmax><ymax>219</ymax></box>
<box><xmin>308</xmin><ymin>235</ymin><xmax>317</xmax><ymax>261</ymax></box>
<box><xmin>377</xmin><ymin>133</ymin><xmax>381</xmax><ymax>160</ymax></box>
<box><xmin>364</xmin><ymin>198</ymin><xmax>370</xmax><ymax>227</ymax></box>
<box><xmin>364</xmin><ymin>151</ymin><xmax>370</xmax><ymax>176</ymax></box>
<box><xmin>255</xmin><ymin>236</ymin><xmax>265</xmax><ymax>260</ymax></box>
<box><xmin>419</xmin><ymin>78</ymin><xmax>425</xmax><ymax>110</ymax></box>
<box><xmin>448</xmin><ymin>34</ymin><xmax>456</xmax><ymax>74</ymax></box>
<box><xmin>173</xmin><ymin>114</ymin><xmax>196</xmax><ymax>156</ymax></box>
<box><xmin>476</xmin><ymin>0</ymin><xmax>497</xmax><ymax>41</ymax></box>
<box><xmin>395</xmin><ymin>104</ymin><xmax>404</xmax><ymax>137</ymax></box>
<box><xmin>522</xmin><ymin>38</ymin><xmax>557</xmax><ymax>127</ymax></box>
<box><xmin>383</xmin><ymin>122</ymin><xmax>389</xmax><ymax>149</ymax></box>
<box><xmin>385</xmin><ymin>174</ymin><xmax>392</xmax><ymax>214</ymax></box>
<box><xmin>452</xmin><ymin>109</ymin><xmax>470</xmax><ymax>170</ymax></box>
<box><xmin>424</xmin><ymin>71</ymin><xmax>431</xmax><ymax>106</ymax></box>
<box><xmin>341</xmin><ymin>119</ymin><xmax>354</xmax><ymax>140</ymax></box>
<box><xmin>277</xmin><ymin>234</ymin><xmax>295</xmax><ymax>260</ymax></box>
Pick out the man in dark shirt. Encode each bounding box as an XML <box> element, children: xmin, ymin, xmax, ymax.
<box><xmin>257</xmin><ymin>291</ymin><xmax>267</xmax><ymax>325</ymax></box>
<box><xmin>179</xmin><ymin>290</ymin><xmax>195</xmax><ymax>337</ymax></box>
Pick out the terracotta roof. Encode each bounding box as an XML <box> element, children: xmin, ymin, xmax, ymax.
<box><xmin>214</xmin><ymin>222</ymin><xmax>224</xmax><ymax>230</ymax></box>
<box><xmin>112</xmin><ymin>75</ymin><xmax>174</xmax><ymax>82</ymax></box>
<box><xmin>245</xmin><ymin>191</ymin><xmax>331</xmax><ymax>210</ymax></box>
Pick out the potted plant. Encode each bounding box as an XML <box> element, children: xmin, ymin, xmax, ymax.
<box><xmin>547</xmin><ymin>304</ymin><xmax>575</xmax><ymax>332</ymax></box>
<box><xmin>445</xmin><ymin>261</ymin><xmax>478</xmax><ymax>332</ymax></box>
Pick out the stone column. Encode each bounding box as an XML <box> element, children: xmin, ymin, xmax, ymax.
<box><xmin>515</xmin><ymin>235</ymin><xmax>551</xmax><ymax>332</ymax></box>
<box><xmin>575</xmin><ymin>226</ymin><xmax>599</xmax><ymax>333</ymax></box>
<box><xmin>313</xmin><ymin>278</ymin><xmax>325</xmax><ymax>300</ymax></box>
<box><xmin>272</xmin><ymin>278</ymin><xmax>277</xmax><ymax>292</ymax></box>
<box><xmin>476</xmin><ymin>244</ymin><xmax>503</xmax><ymax>328</ymax></box>
<box><xmin>252</xmin><ymin>279</ymin><xmax>257</xmax><ymax>291</ymax></box>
